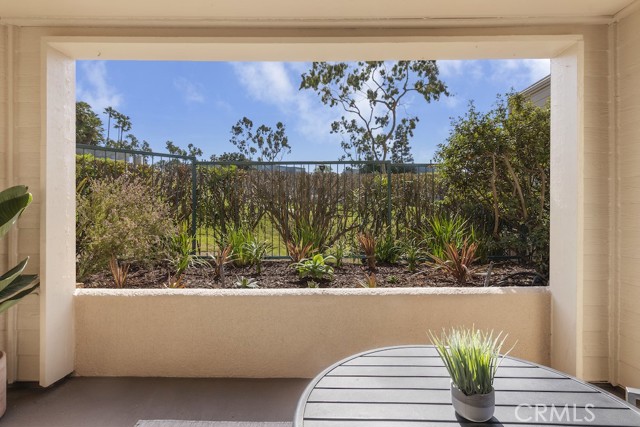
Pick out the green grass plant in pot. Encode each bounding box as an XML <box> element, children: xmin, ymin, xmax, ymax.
<box><xmin>429</xmin><ymin>327</ymin><xmax>512</xmax><ymax>422</ymax></box>
<box><xmin>0</xmin><ymin>186</ymin><xmax>40</xmax><ymax>417</ymax></box>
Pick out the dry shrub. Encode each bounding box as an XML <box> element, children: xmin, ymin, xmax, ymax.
<box><xmin>76</xmin><ymin>174</ymin><xmax>176</xmax><ymax>279</ymax></box>
<box><xmin>109</xmin><ymin>256</ymin><xmax>130</xmax><ymax>288</ymax></box>
<box><xmin>254</xmin><ymin>170</ymin><xmax>356</xmax><ymax>255</ymax></box>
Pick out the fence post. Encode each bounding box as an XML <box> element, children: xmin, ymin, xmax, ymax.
<box><xmin>191</xmin><ymin>158</ymin><xmax>198</xmax><ymax>253</ymax></box>
<box><xmin>386</xmin><ymin>161</ymin><xmax>392</xmax><ymax>227</ymax></box>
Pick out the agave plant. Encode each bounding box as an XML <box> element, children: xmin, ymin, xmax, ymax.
<box><xmin>291</xmin><ymin>254</ymin><xmax>336</xmax><ymax>280</ymax></box>
<box><xmin>0</xmin><ymin>186</ymin><xmax>39</xmax><ymax>313</ymax></box>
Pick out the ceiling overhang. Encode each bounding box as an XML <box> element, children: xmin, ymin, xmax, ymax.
<box><xmin>1</xmin><ymin>0</ymin><xmax>638</xmax><ymax>28</ymax></box>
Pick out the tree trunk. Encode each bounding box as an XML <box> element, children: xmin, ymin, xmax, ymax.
<box><xmin>491</xmin><ymin>155</ymin><xmax>500</xmax><ymax>238</ymax></box>
<box><xmin>538</xmin><ymin>166</ymin><xmax>547</xmax><ymax>221</ymax></box>
<box><xmin>502</xmin><ymin>156</ymin><xmax>528</xmax><ymax>221</ymax></box>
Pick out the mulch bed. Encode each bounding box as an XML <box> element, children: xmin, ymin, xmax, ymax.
<box><xmin>79</xmin><ymin>260</ymin><xmax>546</xmax><ymax>289</ymax></box>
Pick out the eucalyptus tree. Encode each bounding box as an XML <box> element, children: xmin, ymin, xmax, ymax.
<box><xmin>230</xmin><ymin>117</ymin><xmax>291</xmax><ymax>162</ymax></box>
<box><xmin>165</xmin><ymin>141</ymin><xmax>203</xmax><ymax>158</ymax></box>
<box><xmin>299</xmin><ymin>61</ymin><xmax>449</xmax><ymax>169</ymax></box>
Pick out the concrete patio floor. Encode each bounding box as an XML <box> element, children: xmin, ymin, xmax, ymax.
<box><xmin>3</xmin><ymin>377</ymin><xmax>310</xmax><ymax>427</ymax></box>
<box><xmin>2</xmin><ymin>377</ymin><xmax>632</xmax><ymax>427</ymax></box>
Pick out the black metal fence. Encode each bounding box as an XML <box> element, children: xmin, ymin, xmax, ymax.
<box><xmin>76</xmin><ymin>144</ymin><xmax>443</xmax><ymax>257</ymax></box>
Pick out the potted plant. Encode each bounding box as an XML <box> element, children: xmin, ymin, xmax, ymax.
<box><xmin>0</xmin><ymin>186</ymin><xmax>40</xmax><ymax>417</ymax></box>
<box><xmin>429</xmin><ymin>327</ymin><xmax>512</xmax><ymax>422</ymax></box>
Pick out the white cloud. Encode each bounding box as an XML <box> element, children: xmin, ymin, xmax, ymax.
<box><xmin>174</xmin><ymin>77</ymin><xmax>205</xmax><ymax>104</ymax></box>
<box><xmin>214</xmin><ymin>98</ymin><xmax>234</xmax><ymax>113</ymax></box>
<box><xmin>437</xmin><ymin>60</ymin><xmax>464</xmax><ymax>77</ymax></box>
<box><xmin>231</xmin><ymin>62</ymin><xmax>337</xmax><ymax>142</ymax></box>
<box><xmin>437</xmin><ymin>60</ymin><xmax>484</xmax><ymax>80</ymax></box>
<box><xmin>76</xmin><ymin>61</ymin><xmax>123</xmax><ymax>112</ymax></box>
<box><xmin>442</xmin><ymin>95</ymin><xmax>461</xmax><ymax>109</ymax></box>
<box><xmin>232</xmin><ymin>62</ymin><xmax>296</xmax><ymax>105</ymax></box>
<box><xmin>521</xmin><ymin>59</ymin><xmax>551</xmax><ymax>82</ymax></box>
<box><xmin>489</xmin><ymin>59</ymin><xmax>550</xmax><ymax>89</ymax></box>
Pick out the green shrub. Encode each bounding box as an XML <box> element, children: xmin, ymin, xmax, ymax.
<box><xmin>224</xmin><ymin>227</ymin><xmax>255</xmax><ymax>267</ymax></box>
<box><xmin>291</xmin><ymin>254</ymin><xmax>336</xmax><ymax>281</ymax></box>
<box><xmin>425</xmin><ymin>214</ymin><xmax>476</xmax><ymax>259</ymax></box>
<box><xmin>401</xmin><ymin>237</ymin><xmax>425</xmax><ymax>272</ymax></box>
<box><xmin>165</xmin><ymin>223</ymin><xmax>210</xmax><ymax>281</ymax></box>
<box><xmin>76</xmin><ymin>175</ymin><xmax>176</xmax><ymax>278</ymax></box>
<box><xmin>375</xmin><ymin>232</ymin><xmax>401</xmax><ymax>264</ymax></box>
<box><xmin>329</xmin><ymin>239</ymin><xmax>349</xmax><ymax>268</ymax></box>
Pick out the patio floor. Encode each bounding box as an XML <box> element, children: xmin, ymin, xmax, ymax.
<box><xmin>3</xmin><ymin>377</ymin><xmax>309</xmax><ymax>427</ymax></box>
<box><xmin>2</xmin><ymin>377</ymin><xmax>632</xmax><ymax>427</ymax></box>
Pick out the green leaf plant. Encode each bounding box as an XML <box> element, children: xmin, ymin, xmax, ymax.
<box><xmin>429</xmin><ymin>327</ymin><xmax>513</xmax><ymax>396</ymax></box>
<box><xmin>291</xmin><ymin>254</ymin><xmax>336</xmax><ymax>281</ymax></box>
<box><xmin>0</xmin><ymin>186</ymin><xmax>39</xmax><ymax>313</ymax></box>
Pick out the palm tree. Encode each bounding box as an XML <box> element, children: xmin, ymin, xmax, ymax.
<box><xmin>114</xmin><ymin>113</ymin><xmax>131</xmax><ymax>144</ymax></box>
<box><xmin>104</xmin><ymin>106</ymin><xmax>116</xmax><ymax>143</ymax></box>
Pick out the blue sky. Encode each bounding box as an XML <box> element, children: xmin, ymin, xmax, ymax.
<box><xmin>76</xmin><ymin>59</ymin><xmax>550</xmax><ymax>162</ymax></box>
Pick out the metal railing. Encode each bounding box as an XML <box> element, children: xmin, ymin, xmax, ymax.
<box><xmin>76</xmin><ymin>144</ymin><xmax>442</xmax><ymax>257</ymax></box>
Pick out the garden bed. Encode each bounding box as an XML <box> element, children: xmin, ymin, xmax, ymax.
<box><xmin>79</xmin><ymin>260</ymin><xmax>545</xmax><ymax>289</ymax></box>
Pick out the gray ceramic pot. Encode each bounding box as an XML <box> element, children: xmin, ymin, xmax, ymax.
<box><xmin>450</xmin><ymin>382</ymin><xmax>495</xmax><ymax>422</ymax></box>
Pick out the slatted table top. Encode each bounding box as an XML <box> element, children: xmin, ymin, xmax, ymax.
<box><xmin>294</xmin><ymin>345</ymin><xmax>640</xmax><ymax>426</ymax></box>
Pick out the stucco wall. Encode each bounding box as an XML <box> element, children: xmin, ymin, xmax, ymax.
<box><xmin>615</xmin><ymin>6</ymin><xmax>640</xmax><ymax>388</ymax></box>
<box><xmin>580</xmin><ymin>25</ymin><xmax>612</xmax><ymax>383</ymax></box>
<box><xmin>0</xmin><ymin>22</ymin><xmax>620</xmax><ymax>383</ymax></box>
<box><xmin>74</xmin><ymin>287</ymin><xmax>551</xmax><ymax>378</ymax></box>
<box><xmin>1</xmin><ymin>25</ymin><xmax>43</xmax><ymax>382</ymax></box>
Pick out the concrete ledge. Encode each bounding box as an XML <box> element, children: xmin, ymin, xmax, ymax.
<box><xmin>74</xmin><ymin>287</ymin><xmax>551</xmax><ymax>378</ymax></box>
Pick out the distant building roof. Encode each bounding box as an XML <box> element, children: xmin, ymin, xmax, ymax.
<box><xmin>519</xmin><ymin>74</ymin><xmax>550</xmax><ymax>108</ymax></box>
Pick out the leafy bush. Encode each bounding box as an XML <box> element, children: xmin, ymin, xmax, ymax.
<box><xmin>434</xmin><ymin>93</ymin><xmax>549</xmax><ymax>273</ymax></box>
<box><xmin>76</xmin><ymin>154</ymin><xmax>193</xmax><ymax>223</ymax></box>
<box><xmin>375</xmin><ymin>232</ymin><xmax>402</xmax><ymax>264</ymax></box>
<box><xmin>429</xmin><ymin>240</ymin><xmax>478</xmax><ymax>285</ymax></box>
<box><xmin>76</xmin><ymin>175</ymin><xmax>176</xmax><ymax>279</ymax></box>
<box><xmin>429</xmin><ymin>328</ymin><xmax>511</xmax><ymax>396</ymax></box>
<box><xmin>291</xmin><ymin>254</ymin><xmax>336</xmax><ymax>280</ymax></box>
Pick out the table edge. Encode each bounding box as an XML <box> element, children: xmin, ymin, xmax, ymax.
<box><xmin>292</xmin><ymin>344</ymin><xmax>640</xmax><ymax>426</ymax></box>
